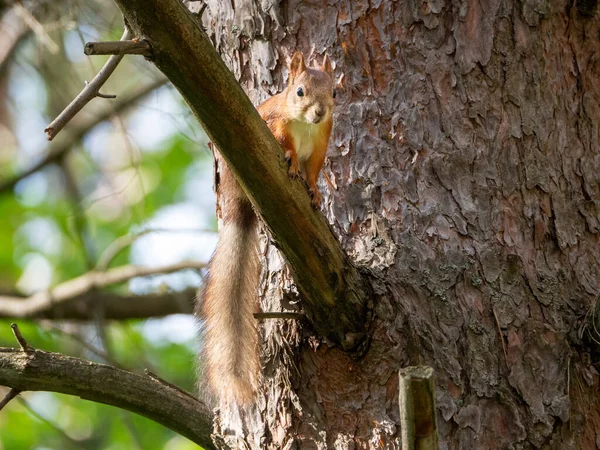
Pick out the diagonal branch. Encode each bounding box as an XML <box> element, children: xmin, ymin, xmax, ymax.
<box><xmin>112</xmin><ymin>0</ymin><xmax>370</xmax><ymax>351</ymax></box>
<box><xmin>0</xmin><ymin>342</ymin><xmax>215</xmax><ymax>449</ymax></box>
<box><xmin>44</xmin><ymin>28</ymin><xmax>132</xmax><ymax>141</ymax></box>
<box><xmin>0</xmin><ymin>77</ymin><xmax>167</xmax><ymax>193</ymax></box>
<box><xmin>0</xmin><ymin>261</ymin><xmax>205</xmax><ymax>319</ymax></box>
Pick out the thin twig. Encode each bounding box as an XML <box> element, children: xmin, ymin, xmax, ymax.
<box><xmin>492</xmin><ymin>306</ymin><xmax>508</xmax><ymax>369</ymax></box>
<box><xmin>0</xmin><ymin>77</ymin><xmax>167</xmax><ymax>193</ymax></box>
<box><xmin>84</xmin><ymin>39</ymin><xmax>151</xmax><ymax>56</ymax></box>
<box><xmin>11</xmin><ymin>323</ymin><xmax>33</xmax><ymax>352</ymax></box>
<box><xmin>95</xmin><ymin>92</ymin><xmax>117</xmax><ymax>99</ymax></box>
<box><xmin>0</xmin><ymin>388</ymin><xmax>20</xmax><ymax>411</ymax></box>
<box><xmin>253</xmin><ymin>312</ymin><xmax>305</xmax><ymax>320</ymax></box>
<box><xmin>44</xmin><ymin>28</ymin><xmax>132</xmax><ymax>141</ymax></box>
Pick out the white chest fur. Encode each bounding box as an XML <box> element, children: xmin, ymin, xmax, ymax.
<box><xmin>289</xmin><ymin>120</ymin><xmax>324</xmax><ymax>162</ymax></box>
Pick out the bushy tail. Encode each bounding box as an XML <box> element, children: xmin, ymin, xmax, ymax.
<box><xmin>198</xmin><ymin>162</ymin><xmax>260</xmax><ymax>404</ymax></box>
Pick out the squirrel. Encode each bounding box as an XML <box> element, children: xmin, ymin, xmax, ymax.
<box><xmin>198</xmin><ymin>51</ymin><xmax>336</xmax><ymax>404</ymax></box>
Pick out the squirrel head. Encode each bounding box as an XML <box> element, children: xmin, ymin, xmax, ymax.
<box><xmin>285</xmin><ymin>52</ymin><xmax>335</xmax><ymax>125</ymax></box>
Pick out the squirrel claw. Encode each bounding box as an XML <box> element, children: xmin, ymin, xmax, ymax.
<box><xmin>308</xmin><ymin>187</ymin><xmax>322</xmax><ymax>208</ymax></box>
<box><xmin>285</xmin><ymin>151</ymin><xmax>300</xmax><ymax>178</ymax></box>
<box><xmin>288</xmin><ymin>161</ymin><xmax>300</xmax><ymax>178</ymax></box>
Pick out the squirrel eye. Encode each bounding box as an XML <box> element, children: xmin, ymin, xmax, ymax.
<box><xmin>333</xmin><ymin>89</ymin><xmax>337</xmax><ymax>98</ymax></box>
<box><xmin>296</xmin><ymin>87</ymin><xmax>304</xmax><ymax>97</ymax></box>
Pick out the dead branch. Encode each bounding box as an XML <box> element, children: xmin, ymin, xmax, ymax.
<box><xmin>84</xmin><ymin>39</ymin><xmax>151</xmax><ymax>56</ymax></box>
<box><xmin>113</xmin><ymin>0</ymin><xmax>370</xmax><ymax>352</ymax></box>
<box><xmin>0</xmin><ymin>326</ymin><xmax>215</xmax><ymax>449</ymax></box>
<box><xmin>399</xmin><ymin>366</ymin><xmax>439</xmax><ymax>450</ymax></box>
<box><xmin>44</xmin><ymin>28</ymin><xmax>132</xmax><ymax>141</ymax></box>
<box><xmin>0</xmin><ymin>77</ymin><xmax>167</xmax><ymax>193</ymax></box>
<box><xmin>0</xmin><ymin>262</ymin><xmax>204</xmax><ymax>319</ymax></box>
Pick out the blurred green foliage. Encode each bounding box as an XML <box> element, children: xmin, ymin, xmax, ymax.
<box><xmin>0</xmin><ymin>1</ymin><xmax>214</xmax><ymax>448</ymax></box>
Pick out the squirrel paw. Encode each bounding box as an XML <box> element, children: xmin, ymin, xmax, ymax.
<box><xmin>308</xmin><ymin>187</ymin><xmax>322</xmax><ymax>208</ymax></box>
<box><xmin>285</xmin><ymin>152</ymin><xmax>300</xmax><ymax>178</ymax></box>
<box><xmin>288</xmin><ymin>164</ymin><xmax>300</xmax><ymax>178</ymax></box>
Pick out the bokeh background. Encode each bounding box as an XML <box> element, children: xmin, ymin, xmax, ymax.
<box><xmin>0</xmin><ymin>1</ymin><xmax>216</xmax><ymax>448</ymax></box>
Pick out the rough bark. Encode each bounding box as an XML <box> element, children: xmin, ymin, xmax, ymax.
<box><xmin>194</xmin><ymin>0</ymin><xmax>600</xmax><ymax>448</ymax></box>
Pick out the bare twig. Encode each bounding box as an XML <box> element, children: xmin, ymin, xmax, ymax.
<box><xmin>0</xmin><ymin>77</ymin><xmax>167</xmax><ymax>193</ymax></box>
<box><xmin>44</xmin><ymin>28</ymin><xmax>132</xmax><ymax>141</ymax></box>
<box><xmin>0</xmin><ymin>388</ymin><xmax>20</xmax><ymax>411</ymax></box>
<box><xmin>0</xmin><ymin>345</ymin><xmax>215</xmax><ymax>449</ymax></box>
<box><xmin>94</xmin><ymin>91</ymin><xmax>117</xmax><ymax>99</ymax></box>
<box><xmin>0</xmin><ymin>262</ymin><xmax>205</xmax><ymax>319</ymax></box>
<box><xmin>11</xmin><ymin>323</ymin><xmax>33</xmax><ymax>351</ymax></box>
<box><xmin>84</xmin><ymin>39</ymin><xmax>151</xmax><ymax>56</ymax></box>
<box><xmin>253</xmin><ymin>312</ymin><xmax>304</xmax><ymax>320</ymax></box>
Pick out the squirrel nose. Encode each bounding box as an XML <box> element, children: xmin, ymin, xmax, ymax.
<box><xmin>315</xmin><ymin>107</ymin><xmax>325</xmax><ymax>117</ymax></box>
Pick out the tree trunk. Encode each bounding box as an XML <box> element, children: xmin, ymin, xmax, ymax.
<box><xmin>195</xmin><ymin>0</ymin><xmax>600</xmax><ymax>448</ymax></box>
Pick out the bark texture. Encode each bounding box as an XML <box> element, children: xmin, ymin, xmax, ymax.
<box><xmin>195</xmin><ymin>0</ymin><xmax>600</xmax><ymax>448</ymax></box>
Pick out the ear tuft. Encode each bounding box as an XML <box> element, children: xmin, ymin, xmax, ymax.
<box><xmin>289</xmin><ymin>52</ymin><xmax>306</xmax><ymax>82</ymax></box>
<box><xmin>322</xmin><ymin>54</ymin><xmax>333</xmax><ymax>75</ymax></box>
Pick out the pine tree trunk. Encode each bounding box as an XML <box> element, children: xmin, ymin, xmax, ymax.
<box><xmin>194</xmin><ymin>0</ymin><xmax>600</xmax><ymax>448</ymax></box>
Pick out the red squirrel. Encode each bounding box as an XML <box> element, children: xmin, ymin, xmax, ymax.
<box><xmin>199</xmin><ymin>51</ymin><xmax>335</xmax><ymax>404</ymax></box>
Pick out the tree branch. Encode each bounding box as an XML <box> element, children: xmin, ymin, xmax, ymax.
<box><xmin>0</xmin><ymin>344</ymin><xmax>215</xmax><ymax>449</ymax></box>
<box><xmin>0</xmin><ymin>262</ymin><xmax>204</xmax><ymax>319</ymax></box>
<box><xmin>0</xmin><ymin>77</ymin><xmax>167</xmax><ymax>193</ymax></box>
<box><xmin>44</xmin><ymin>28</ymin><xmax>132</xmax><ymax>141</ymax></box>
<box><xmin>84</xmin><ymin>39</ymin><xmax>151</xmax><ymax>56</ymax></box>
<box><xmin>112</xmin><ymin>0</ymin><xmax>369</xmax><ymax>351</ymax></box>
<box><xmin>2</xmin><ymin>287</ymin><xmax>197</xmax><ymax>321</ymax></box>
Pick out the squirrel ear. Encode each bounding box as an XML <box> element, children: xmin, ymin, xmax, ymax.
<box><xmin>289</xmin><ymin>52</ymin><xmax>306</xmax><ymax>82</ymax></box>
<box><xmin>322</xmin><ymin>54</ymin><xmax>333</xmax><ymax>75</ymax></box>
